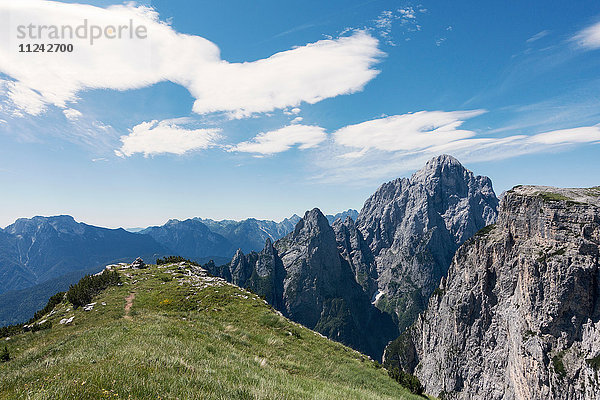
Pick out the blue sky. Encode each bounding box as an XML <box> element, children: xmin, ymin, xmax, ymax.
<box><xmin>0</xmin><ymin>0</ymin><xmax>599</xmax><ymax>228</ymax></box>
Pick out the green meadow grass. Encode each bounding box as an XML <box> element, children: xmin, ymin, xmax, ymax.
<box><xmin>0</xmin><ymin>264</ymin><xmax>427</xmax><ymax>400</ymax></box>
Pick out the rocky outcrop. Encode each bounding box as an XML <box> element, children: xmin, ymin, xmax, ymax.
<box><xmin>332</xmin><ymin>217</ymin><xmax>377</xmax><ymax>294</ymax></box>
<box><xmin>218</xmin><ymin>155</ymin><xmax>500</xmax><ymax>359</ymax></box>
<box><xmin>215</xmin><ymin>238</ymin><xmax>285</xmax><ymax>310</ymax></box>
<box><xmin>131</xmin><ymin>258</ymin><xmax>146</xmax><ymax>269</ymax></box>
<box><xmin>356</xmin><ymin>155</ymin><xmax>499</xmax><ymax>330</ymax></box>
<box><xmin>393</xmin><ymin>185</ymin><xmax>600</xmax><ymax>400</ymax></box>
<box><xmin>220</xmin><ymin>208</ymin><xmax>398</xmax><ymax>360</ymax></box>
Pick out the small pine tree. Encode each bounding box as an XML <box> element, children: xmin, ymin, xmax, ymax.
<box><xmin>388</xmin><ymin>367</ymin><xmax>424</xmax><ymax>395</ymax></box>
<box><xmin>0</xmin><ymin>345</ymin><xmax>9</xmax><ymax>362</ymax></box>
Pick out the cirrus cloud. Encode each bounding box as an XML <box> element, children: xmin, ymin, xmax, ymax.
<box><xmin>573</xmin><ymin>20</ymin><xmax>600</xmax><ymax>49</ymax></box>
<box><xmin>0</xmin><ymin>1</ymin><xmax>383</xmax><ymax>118</ymax></box>
<box><xmin>311</xmin><ymin>110</ymin><xmax>600</xmax><ymax>183</ymax></box>
<box><xmin>333</xmin><ymin>110</ymin><xmax>486</xmax><ymax>158</ymax></box>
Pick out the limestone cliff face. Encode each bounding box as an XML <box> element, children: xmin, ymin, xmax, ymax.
<box><xmin>396</xmin><ymin>185</ymin><xmax>600</xmax><ymax>400</ymax></box>
<box><xmin>332</xmin><ymin>216</ymin><xmax>377</xmax><ymax>295</ymax></box>
<box><xmin>356</xmin><ymin>155</ymin><xmax>499</xmax><ymax>330</ymax></box>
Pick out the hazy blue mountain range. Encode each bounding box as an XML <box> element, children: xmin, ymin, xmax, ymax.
<box><xmin>142</xmin><ymin>211</ymin><xmax>357</xmax><ymax>258</ymax></box>
<box><xmin>0</xmin><ymin>215</ymin><xmax>167</xmax><ymax>296</ymax></box>
<box><xmin>140</xmin><ymin>219</ymin><xmax>234</xmax><ymax>259</ymax></box>
<box><xmin>0</xmin><ymin>265</ymin><xmax>101</xmax><ymax>326</ymax></box>
<box><xmin>0</xmin><ymin>212</ymin><xmax>355</xmax><ymax>325</ymax></box>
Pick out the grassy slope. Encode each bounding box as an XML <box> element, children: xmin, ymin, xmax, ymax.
<box><xmin>0</xmin><ymin>263</ymin><xmax>426</xmax><ymax>400</ymax></box>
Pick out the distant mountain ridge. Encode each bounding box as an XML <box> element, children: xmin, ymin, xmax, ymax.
<box><xmin>0</xmin><ymin>215</ymin><xmax>167</xmax><ymax>295</ymax></box>
<box><xmin>142</xmin><ymin>211</ymin><xmax>357</xmax><ymax>258</ymax></box>
<box><xmin>326</xmin><ymin>209</ymin><xmax>359</xmax><ymax>225</ymax></box>
<box><xmin>0</xmin><ymin>211</ymin><xmax>357</xmax><ymax>325</ymax></box>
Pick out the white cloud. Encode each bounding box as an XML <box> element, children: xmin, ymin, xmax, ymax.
<box><xmin>63</xmin><ymin>108</ymin><xmax>82</xmax><ymax>121</ymax></box>
<box><xmin>313</xmin><ymin>110</ymin><xmax>600</xmax><ymax>184</ymax></box>
<box><xmin>528</xmin><ymin>126</ymin><xmax>600</xmax><ymax>144</ymax></box>
<box><xmin>190</xmin><ymin>32</ymin><xmax>382</xmax><ymax>118</ymax></box>
<box><xmin>0</xmin><ymin>1</ymin><xmax>383</xmax><ymax>118</ymax></box>
<box><xmin>230</xmin><ymin>124</ymin><xmax>327</xmax><ymax>155</ymax></box>
<box><xmin>2</xmin><ymin>80</ymin><xmax>46</xmax><ymax>116</ymax></box>
<box><xmin>398</xmin><ymin>8</ymin><xmax>416</xmax><ymax>19</ymax></box>
<box><xmin>291</xmin><ymin>116</ymin><xmax>303</xmax><ymax>124</ymax></box>
<box><xmin>333</xmin><ymin>110</ymin><xmax>485</xmax><ymax>155</ymax></box>
<box><xmin>572</xmin><ymin>21</ymin><xmax>600</xmax><ymax>49</ymax></box>
<box><xmin>373</xmin><ymin>7</ymin><xmax>424</xmax><ymax>46</ymax></box>
<box><xmin>116</xmin><ymin>120</ymin><xmax>222</xmax><ymax>157</ymax></box>
<box><xmin>526</xmin><ymin>30</ymin><xmax>549</xmax><ymax>43</ymax></box>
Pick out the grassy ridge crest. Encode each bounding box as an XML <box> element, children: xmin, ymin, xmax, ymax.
<box><xmin>0</xmin><ymin>262</ymin><xmax>428</xmax><ymax>399</ymax></box>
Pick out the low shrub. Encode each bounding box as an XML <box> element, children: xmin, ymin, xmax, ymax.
<box><xmin>32</xmin><ymin>292</ymin><xmax>65</xmax><ymax>321</ymax></box>
<box><xmin>552</xmin><ymin>352</ymin><xmax>567</xmax><ymax>379</ymax></box>
<box><xmin>388</xmin><ymin>367</ymin><xmax>424</xmax><ymax>396</ymax></box>
<box><xmin>156</xmin><ymin>256</ymin><xmax>200</xmax><ymax>266</ymax></box>
<box><xmin>586</xmin><ymin>354</ymin><xmax>600</xmax><ymax>370</ymax></box>
<box><xmin>31</xmin><ymin>320</ymin><xmax>52</xmax><ymax>332</ymax></box>
<box><xmin>0</xmin><ymin>345</ymin><xmax>9</xmax><ymax>362</ymax></box>
<box><xmin>1</xmin><ymin>291</ymin><xmax>65</xmax><ymax>338</ymax></box>
<box><xmin>66</xmin><ymin>270</ymin><xmax>121</xmax><ymax>309</ymax></box>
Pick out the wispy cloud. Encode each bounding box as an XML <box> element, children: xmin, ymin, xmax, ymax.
<box><xmin>0</xmin><ymin>1</ymin><xmax>383</xmax><ymax>119</ymax></box>
<box><xmin>572</xmin><ymin>20</ymin><xmax>600</xmax><ymax>49</ymax></box>
<box><xmin>116</xmin><ymin>120</ymin><xmax>222</xmax><ymax>157</ymax></box>
<box><xmin>373</xmin><ymin>7</ymin><xmax>425</xmax><ymax>46</ymax></box>
<box><xmin>311</xmin><ymin>110</ymin><xmax>600</xmax><ymax>184</ymax></box>
<box><xmin>333</xmin><ymin>110</ymin><xmax>486</xmax><ymax>157</ymax></box>
<box><xmin>1</xmin><ymin>80</ymin><xmax>46</xmax><ymax>116</ymax></box>
<box><xmin>229</xmin><ymin>124</ymin><xmax>327</xmax><ymax>156</ymax></box>
<box><xmin>63</xmin><ymin>108</ymin><xmax>83</xmax><ymax>121</ymax></box>
<box><xmin>526</xmin><ymin>30</ymin><xmax>550</xmax><ymax>44</ymax></box>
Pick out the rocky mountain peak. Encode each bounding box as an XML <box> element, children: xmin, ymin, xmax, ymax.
<box><xmin>355</xmin><ymin>155</ymin><xmax>499</xmax><ymax>331</ymax></box>
<box><xmin>232</xmin><ymin>248</ymin><xmax>245</xmax><ymax>261</ymax></box>
<box><xmin>292</xmin><ymin>208</ymin><xmax>332</xmax><ymax>238</ymax></box>
<box><xmin>283</xmin><ymin>214</ymin><xmax>301</xmax><ymax>223</ymax></box>
<box><xmin>6</xmin><ymin>215</ymin><xmax>82</xmax><ymax>236</ymax></box>
<box><xmin>213</xmin><ymin>156</ymin><xmax>500</xmax><ymax>361</ymax></box>
<box><xmin>411</xmin><ymin>154</ymin><xmax>494</xmax><ymax>201</ymax></box>
<box><xmin>411</xmin><ymin>154</ymin><xmax>463</xmax><ymax>180</ymax></box>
